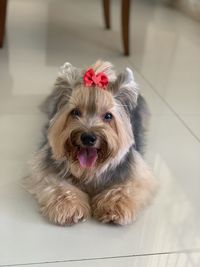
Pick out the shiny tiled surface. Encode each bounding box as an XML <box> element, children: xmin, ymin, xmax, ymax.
<box><xmin>10</xmin><ymin>253</ymin><xmax>200</xmax><ymax>267</ymax></box>
<box><xmin>1</xmin><ymin>0</ymin><xmax>200</xmax><ymax>266</ymax></box>
<box><xmin>130</xmin><ymin>0</ymin><xmax>200</xmax><ymax>140</ymax></box>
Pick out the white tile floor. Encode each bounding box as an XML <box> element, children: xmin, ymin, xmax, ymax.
<box><xmin>0</xmin><ymin>0</ymin><xmax>200</xmax><ymax>266</ymax></box>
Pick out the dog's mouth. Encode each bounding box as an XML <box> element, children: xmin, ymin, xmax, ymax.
<box><xmin>68</xmin><ymin>135</ymin><xmax>109</xmax><ymax>168</ymax></box>
<box><xmin>77</xmin><ymin>146</ymin><xmax>98</xmax><ymax>168</ymax></box>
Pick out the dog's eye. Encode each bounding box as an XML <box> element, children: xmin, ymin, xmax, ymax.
<box><xmin>104</xmin><ymin>112</ymin><xmax>113</xmax><ymax>122</ymax></box>
<box><xmin>71</xmin><ymin>108</ymin><xmax>81</xmax><ymax>117</ymax></box>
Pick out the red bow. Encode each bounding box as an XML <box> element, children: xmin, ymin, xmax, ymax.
<box><xmin>84</xmin><ymin>68</ymin><xmax>109</xmax><ymax>89</ymax></box>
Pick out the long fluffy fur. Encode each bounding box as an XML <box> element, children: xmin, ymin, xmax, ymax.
<box><xmin>24</xmin><ymin>60</ymin><xmax>157</xmax><ymax>226</ymax></box>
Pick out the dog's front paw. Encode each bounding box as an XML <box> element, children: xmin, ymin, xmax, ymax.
<box><xmin>40</xmin><ymin>189</ymin><xmax>91</xmax><ymax>226</ymax></box>
<box><xmin>92</xmin><ymin>189</ymin><xmax>137</xmax><ymax>225</ymax></box>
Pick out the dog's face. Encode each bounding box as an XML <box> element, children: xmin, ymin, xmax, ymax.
<box><xmin>47</xmin><ymin>61</ymin><xmax>138</xmax><ymax>178</ymax></box>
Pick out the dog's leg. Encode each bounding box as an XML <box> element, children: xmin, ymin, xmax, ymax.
<box><xmin>92</xmin><ymin>152</ymin><xmax>158</xmax><ymax>225</ymax></box>
<box><xmin>24</xmin><ymin>173</ymin><xmax>91</xmax><ymax>226</ymax></box>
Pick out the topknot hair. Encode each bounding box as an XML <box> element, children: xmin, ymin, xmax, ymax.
<box><xmin>91</xmin><ymin>60</ymin><xmax>117</xmax><ymax>83</ymax></box>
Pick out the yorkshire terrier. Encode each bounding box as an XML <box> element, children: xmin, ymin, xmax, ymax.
<box><xmin>24</xmin><ymin>60</ymin><xmax>157</xmax><ymax>226</ymax></box>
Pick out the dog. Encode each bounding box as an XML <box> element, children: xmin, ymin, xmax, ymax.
<box><xmin>24</xmin><ymin>60</ymin><xmax>157</xmax><ymax>226</ymax></box>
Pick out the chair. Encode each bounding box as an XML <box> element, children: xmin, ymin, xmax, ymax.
<box><xmin>0</xmin><ymin>0</ymin><xmax>7</xmax><ymax>48</ymax></box>
<box><xmin>0</xmin><ymin>0</ymin><xmax>131</xmax><ymax>55</ymax></box>
<box><xmin>103</xmin><ymin>0</ymin><xmax>131</xmax><ymax>55</ymax></box>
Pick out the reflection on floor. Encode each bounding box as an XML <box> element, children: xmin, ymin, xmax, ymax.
<box><xmin>0</xmin><ymin>0</ymin><xmax>200</xmax><ymax>266</ymax></box>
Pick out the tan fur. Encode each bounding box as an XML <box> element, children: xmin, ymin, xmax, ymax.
<box><xmin>24</xmin><ymin>147</ymin><xmax>90</xmax><ymax>226</ymax></box>
<box><xmin>39</xmin><ymin>185</ymin><xmax>90</xmax><ymax>226</ymax></box>
<box><xmin>48</xmin><ymin>85</ymin><xmax>134</xmax><ymax>182</ymax></box>
<box><xmin>92</xmin><ymin>60</ymin><xmax>116</xmax><ymax>82</ymax></box>
<box><xmin>92</xmin><ymin>151</ymin><xmax>158</xmax><ymax>225</ymax></box>
<box><xmin>25</xmin><ymin>60</ymin><xmax>157</xmax><ymax>226</ymax></box>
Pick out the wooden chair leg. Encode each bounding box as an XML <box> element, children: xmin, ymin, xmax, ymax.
<box><xmin>0</xmin><ymin>0</ymin><xmax>7</xmax><ymax>48</ymax></box>
<box><xmin>122</xmin><ymin>0</ymin><xmax>130</xmax><ymax>56</ymax></box>
<box><xmin>103</xmin><ymin>0</ymin><xmax>111</xmax><ymax>29</ymax></box>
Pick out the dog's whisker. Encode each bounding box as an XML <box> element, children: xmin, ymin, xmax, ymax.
<box><xmin>115</xmin><ymin>104</ymin><xmax>128</xmax><ymax>107</ymax></box>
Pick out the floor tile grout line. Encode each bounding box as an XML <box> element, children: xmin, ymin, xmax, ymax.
<box><xmin>1</xmin><ymin>249</ymin><xmax>200</xmax><ymax>267</ymax></box>
<box><xmin>127</xmin><ymin>60</ymin><xmax>200</xmax><ymax>143</ymax></box>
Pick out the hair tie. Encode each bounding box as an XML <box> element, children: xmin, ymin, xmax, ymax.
<box><xmin>84</xmin><ymin>68</ymin><xmax>109</xmax><ymax>89</ymax></box>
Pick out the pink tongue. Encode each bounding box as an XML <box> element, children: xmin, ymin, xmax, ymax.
<box><xmin>77</xmin><ymin>147</ymin><xmax>98</xmax><ymax>168</ymax></box>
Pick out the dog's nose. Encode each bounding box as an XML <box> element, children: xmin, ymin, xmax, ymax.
<box><xmin>81</xmin><ymin>132</ymin><xmax>97</xmax><ymax>146</ymax></box>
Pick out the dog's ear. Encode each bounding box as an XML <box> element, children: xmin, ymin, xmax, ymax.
<box><xmin>58</xmin><ymin>62</ymin><xmax>81</xmax><ymax>85</ymax></box>
<box><xmin>113</xmin><ymin>67</ymin><xmax>139</xmax><ymax>112</ymax></box>
<box><xmin>113</xmin><ymin>68</ymin><xmax>150</xmax><ymax>154</ymax></box>
<box><xmin>41</xmin><ymin>62</ymin><xmax>80</xmax><ymax>119</ymax></box>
